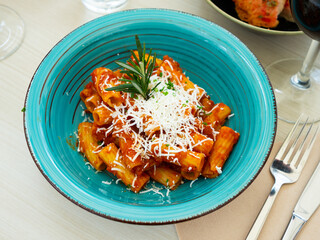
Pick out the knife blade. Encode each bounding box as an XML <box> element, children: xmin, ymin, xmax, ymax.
<box><xmin>282</xmin><ymin>158</ymin><xmax>320</xmax><ymax>240</ymax></box>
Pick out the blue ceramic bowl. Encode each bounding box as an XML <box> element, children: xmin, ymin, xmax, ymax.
<box><xmin>24</xmin><ymin>9</ymin><xmax>277</xmax><ymax>224</ymax></box>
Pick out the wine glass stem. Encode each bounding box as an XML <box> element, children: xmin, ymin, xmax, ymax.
<box><xmin>291</xmin><ymin>40</ymin><xmax>320</xmax><ymax>89</ymax></box>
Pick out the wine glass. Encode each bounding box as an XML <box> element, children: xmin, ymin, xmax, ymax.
<box><xmin>0</xmin><ymin>5</ymin><xmax>25</xmax><ymax>61</ymax></box>
<box><xmin>266</xmin><ymin>0</ymin><xmax>320</xmax><ymax>123</ymax></box>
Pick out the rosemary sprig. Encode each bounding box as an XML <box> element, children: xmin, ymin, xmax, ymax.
<box><xmin>105</xmin><ymin>35</ymin><xmax>160</xmax><ymax>100</ymax></box>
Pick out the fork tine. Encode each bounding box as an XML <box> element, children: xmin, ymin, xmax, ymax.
<box><xmin>290</xmin><ymin>121</ymin><xmax>313</xmax><ymax>167</ymax></box>
<box><xmin>282</xmin><ymin>117</ymin><xmax>309</xmax><ymax>164</ymax></box>
<box><xmin>275</xmin><ymin>114</ymin><xmax>303</xmax><ymax>163</ymax></box>
<box><xmin>296</xmin><ymin>125</ymin><xmax>319</xmax><ymax>171</ymax></box>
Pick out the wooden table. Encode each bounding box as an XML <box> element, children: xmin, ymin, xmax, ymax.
<box><xmin>1</xmin><ymin>0</ymin><xmax>318</xmax><ymax>239</ymax></box>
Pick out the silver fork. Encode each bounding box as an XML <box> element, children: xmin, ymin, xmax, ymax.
<box><xmin>246</xmin><ymin>115</ymin><xmax>319</xmax><ymax>240</ymax></box>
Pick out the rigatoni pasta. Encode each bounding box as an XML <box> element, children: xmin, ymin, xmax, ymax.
<box><xmin>77</xmin><ymin>42</ymin><xmax>239</xmax><ymax>193</ymax></box>
<box><xmin>98</xmin><ymin>143</ymin><xmax>150</xmax><ymax>193</ymax></box>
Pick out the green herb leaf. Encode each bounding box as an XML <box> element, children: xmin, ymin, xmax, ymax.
<box><xmin>105</xmin><ymin>35</ymin><xmax>157</xmax><ymax>100</ymax></box>
<box><xmin>118</xmin><ymin>78</ymin><xmax>132</xmax><ymax>82</ymax></box>
<box><xmin>116</xmin><ymin>61</ymin><xmax>142</xmax><ymax>77</ymax></box>
<box><xmin>21</xmin><ymin>107</ymin><xmax>26</xmax><ymax>112</ymax></box>
<box><xmin>150</xmin><ymin>82</ymin><xmax>161</xmax><ymax>95</ymax></box>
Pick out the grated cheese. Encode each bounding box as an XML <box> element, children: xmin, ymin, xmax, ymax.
<box><xmin>228</xmin><ymin>113</ymin><xmax>235</xmax><ymax>119</ymax></box>
<box><xmin>102</xmin><ymin>180</ymin><xmax>112</xmax><ymax>185</ymax></box>
<box><xmin>190</xmin><ymin>178</ymin><xmax>198</xmax><ymax>188</ymax></box>
<box><xmin>115</xmin><ymin>179</ymin><xmax>122</xmax><ymax>184</ymax></box>
<box><xmin>216</xmin><ymin>166</ymin><xmax>223</xmax><ymax>174</ymax></box>
<box><xmin>107</xmin><ymin>69</ymin><xmax>215</xmax><ymax>160</ymax></box>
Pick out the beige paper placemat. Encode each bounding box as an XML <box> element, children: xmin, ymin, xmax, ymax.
<box><xmin>176</xmin><ymin>139</ymin><xmax>320</xmax><ymax>240</ymax></box>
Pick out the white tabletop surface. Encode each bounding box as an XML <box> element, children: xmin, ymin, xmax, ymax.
<box><xmin>1</xmin><ymin>0</ymin><xmax>319</xmax><ymax>239</ymax></box>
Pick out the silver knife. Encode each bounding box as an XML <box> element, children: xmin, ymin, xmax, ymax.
<box><xmin>282</xmin><ymin>159</ymin><xmax>320</xmax><ymax>240</ymax></box>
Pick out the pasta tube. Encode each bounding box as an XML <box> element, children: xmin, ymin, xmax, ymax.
<box><xmin>78</xmin><ymin>122</ymin><xmax>106</xmax><ymax>171</ymax></box>
<box><xmin>98</xmin><ymin>143</ymin><xmax>150</xmax><ymax>193</ymax></box>
<box><xmin>113</xmin><ymin>117</ymin><xmax>145</xmax><ymax>172</ymax></box>
<box><xmin>203</xmin><ymin>103</ymin><xmax>231</xmax><ymax>138</ymax></box>
<box><xmin>202</xmin><ymin>126</ymin><xmax>239</xmax><ymax>178</ymax></box>
<box><xmin>147</xmin><ymin>165</ymin><xmax>182</xmax><ymax>190</ymax></box>
<box><xmin>92</xmin><ymin>105</ymin><xmax>113</xmax><ymax>126</ymax></box>
<box><xmin>91</xmin><ymin>67</ymin><xmax>124</xmax><ymax>107</ymax></box>
<box><xmin>200</xmin><ymin>95</ymin><xmax>215</xmax><ymax>112</ymax></box>
<box><xmin>203</xmin><ymin>103</ymin><xmax>231</xmax><ymax>126</ymax></box>
<box><xmin>190</xmin><ymin>132</ymin><xmax>214</xmax><ymax>156</ymax></box>
<box><xmin>150</xmin><ymin>143</ymin><xmax>205</xmax><ymax>173</ymax></box>
<box><xmin>84</xmin><ymin>93</ymin><xmax>102</xmax><ymax>113</ymax></box>
<box><xmin>80</xmin><ymin>82</ymin><xmax>96</xmax><ymax>102</ymax></box>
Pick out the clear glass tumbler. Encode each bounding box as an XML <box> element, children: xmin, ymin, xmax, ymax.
<box><xmin>82</xmin><ymin>0</ymin><xmax>127</xmax><ymax>14</ymax></box>
<box><xmin>0</xmin><ymin>5</ymin><xmax>24</xmax><ymax>60</ymax></box>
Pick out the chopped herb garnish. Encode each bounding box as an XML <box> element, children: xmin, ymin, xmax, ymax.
<box><xmin>197</xmin><ymin>105</ymin><xmax>203</xmax><ymax>110</ymax></box>
<box><xmin>21</xmin><ymin>107</ymin><xmax>26</xmax><ymax>112</ymax></box>
<box><xmin>159</xmin><ymin>72</ymin><xmax>163</xmax><ymax>77</ymax></box>
<box><xmin>163</xmin><ymin>92</ymin><xmax>169</xmax><ymax>96</ymax></box>
<box><xmin>105</xmin><ymin>35</ymin><xmax>158</xmax><ymax>100</ymax></box>
<box><xmin>182</xmin><ymin>104</ymin><xmax>187</xmax><ymax>107</ymax></box>
<box><xmin>203</xmin><ymin>122</ymin><xmax>208</xmax><ymax>126</ymax></box>
<box><xmin>97</xmin><ymin>140</ymin><xmax>104</xmax><ymax>145</ymax></box>
<box><xmin>165</xmin><ymin>80</ymin><xmax>175</xmax><ymax>90</ymax></box>
<box><xmin>166</xmin><ymin>144</ymin><xmax>170</xmax><ymax>147</ymax></box>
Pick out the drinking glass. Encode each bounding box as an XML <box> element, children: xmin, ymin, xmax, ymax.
<box><xmin>82</xmin><ymin>0</ymin><xmax>127</xmax><ymax>14</ymax></box>
<box><xmin>266</xmin><ymin>0</ymin><xmax>320</xmax><ymax>123</ymax></box>
<box><xmin>0</xmin><ymin>5</ymin><xmax>24</xmax><ymax>61</ymax></box>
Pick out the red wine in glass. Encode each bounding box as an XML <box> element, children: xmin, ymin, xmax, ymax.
<box><xmin>291</xmin><ymin>0</ymin><xmax>320</xmax><ymax>41</ymax></box>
